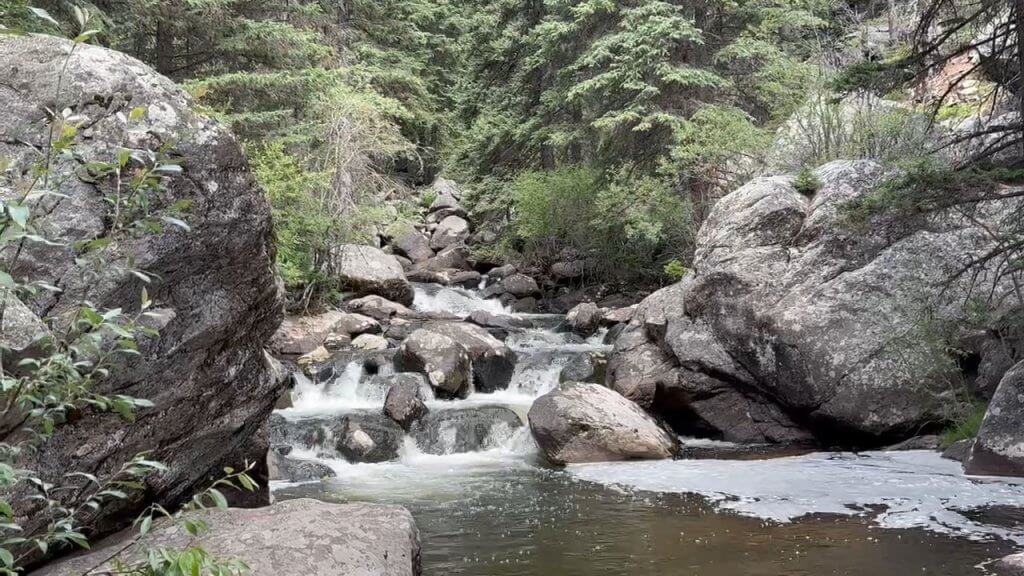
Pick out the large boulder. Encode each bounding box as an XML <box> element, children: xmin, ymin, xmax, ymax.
<box><xmin>609</xmin><ymin>160</ymin><xmax>1023</xmax><ymax>446</ymax></box>
<box><xmin>528</xmin><ymin>383</ymin><xmax>679</xmax><ymax>464</ymax></box>
<box><xmin>965</xmin><ymin>361</ymin><xmax>1024</xmax><ymax>477</ymax></box>
<box><xmin>428</xmin><ymin>178</ymin><xmax>462</xmax><ymax>212</ymax></box>
<box><xmin>0</xmin><ymin>35</ymin><xmax>282</xmax><ymax>540</ymax></box>
<box><xmin>412</xmin><ymin>406</ymin><xmax>522</xmax><ymax>455</ymax></box>
<box><xmin>394</xmin><ymin>329</ymin><xmax>472</xmax><ymax>398</ymax></box>
<box><xmin>346</xmin><ymin>295</ymin><xmax>415</xmax><ymax>322</ymax></box>
<box><xmin>35</xmin><ymin>499</ymin><xmax>421</xmax><ymax>576</ymax></box>
<box><xmin>995</xmin><ymin>552</ymin><xmax>1024</xmax><ymax>576</ymax></box>
<box><xmin>483</xmin><ymin>273</ymin><xmax>540</xmax><ymax>298</ymax></box>
<box><xmin>332</xmin><ymin>244</ymin><xmax>415</xmax><ymax>306</ymax></box>
<box><xmin>422</xmin><ymin>322</ymin><xmax>517</xmax><ymax>392</ymax></box>
<box><xmin>429</xmin><ymin>215</ymin><xmax>470</xmax><ymax>251</ymax></box>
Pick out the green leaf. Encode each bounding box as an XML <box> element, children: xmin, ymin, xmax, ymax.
<box><xmin>0</xmin><ymin>548</ymin><xmax>12</xmax><ymax>567</ymax></box>
<box><xmin>28</xmin><ymin>7</ymin><xmax>59</xmax><ymax>27</ymax></box>
<box><xmin>0</xmin><ymin>271</ymin><xmax>14</xmax><ymax>289</ymax></box>
<box><xmin>6</xmin><ymin>206</ymin><xmax>29</xmax><ymax>229</ymax></box>
<box><xmin>207</xmin><ymin>488</ymin><xmax>228</xmax><ymax>509</ymax></box>
<box><xmin>129</xmin><ymin>107</ymin><xmax>147</xmax><ymax>122</ymax></box>
<box><xmin>139</xmin><ymin>514</ymin><xmax>152</xmax><ymax>536</ymax></box>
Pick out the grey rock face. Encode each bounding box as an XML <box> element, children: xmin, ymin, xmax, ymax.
<box><xmin>487</xmin><ymin>264</ymin><xmax>517</xmax><ymax>282</ymax></box>
<box><xmin>412</xmin><ymin>406</ymin><xmax>523</xmax><ymax>455</ymax></box>
<box><xmin>609</xmin><ymin>160</ymin><xmax>1024</xmax><ymax>445</ymax></box>
<box><xmin>428</xmin><ymin>178</ymin><xmax>462</xmax><ymax>212</ymax></box>
<box><xmin>550</xmin><ymin>260</ymin><xmax>585</xmax><ymax>280</ymax></box>
<box><xmin>346</xmin><ymin>295</ymin><xmax>415</xmax><ymax>321</ymax></box>
<box><xmin>559</xmin><ymin>352</ymin><xmax>607</xmax><ymax>384</ymax></box>
<box><xmin>429</xmin><ymin>215</ymin><xmax>470</xmax><ymax>251</ymax></box>
<box><xmin>422</xmin><ymin>322</ymin><xmax>517</xmax><ymax>393</ymax></box>
<box><xmin>941</xmin><ymin>438</ymin><xmax>974</xmax><ymax>463</ymax></box>
<box><xmin>384</xmin><ymin>375</ymin><xmax>431</xmax><ymax>430</ymax></box>
<box><xmin>467</xmin><ymin>310</ymin><xmax>532</xmax><ymax>331</ymax></box>
<box><xmin>0</xmin><ymin>35</ymin><xmax>282</xmax><ymax>539</ymax></box>
<box><xmin>565</xmin><ymin>302</ymin><xmax>602</xmax><ymax>337</ymax></box>
<box><xmin>995</xmin><ymin>552</ymin><xmax>1024</xmax><ymax>576</ymax></box>
<box><xmin>965</xmin><ymin>361</ymin><xmax>1024</xmax><ymax>477</ymax></box>
<box><xmin>34</xmin><ymin>499</ymin><xmax>421</xmax><ymax>576</ymax></box>
<box><xmin>333</xmin><ymin>244</ymin><xmax>415</xmax><ymax>305</ymax></box>
<box><xmin>528</xmin><ymin>382</ymin><xmax>679</xmax><ymax>464</ymax></box>
<box><xmin>417</xmin><ymin>244</ymin><xmax>470</xmax><ymax>272</ymax></box>
<box><xmin>334</xmin><ymin>312</ymin><xmax>383</xmax><ymax>337</ymax></box>
<box><xmin>394</xmin><ymin>329</ymin><xmax>472</xmax><ymax>398</ymax></box>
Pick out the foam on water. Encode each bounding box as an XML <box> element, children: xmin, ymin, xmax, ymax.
<box><xmin>278</xmin><ymin>363</ymin><xmax>380</xmax><ymax>416</ymax></box>
<box><xmin>413</xmin><ymin>283</ymin><xmax>507</xmax><ymax>316</ymax></box>
<box><xmin>569</xmin><ymin>450</ymin><xmax>1024</xmax><ymax>542</ymax></box>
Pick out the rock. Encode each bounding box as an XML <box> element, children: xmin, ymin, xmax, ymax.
<box><xmin>884</xmin><ymin>435</ymin><xmax>942</xmax><ymax>451</ymax></box>
<box><xmin>428</xmin><ymin>214</ymin><xmax>468</xmax><ymax>250</ymax></box>
<box><xmin>467</xmin><ymin>310</ymin><xmax>532</xmax><ymax>331</ymax></box>
<box><xmin>941</xmin><ymin>438</ymin><xmax>974</xmax><ymax>462</ymax></box>
<box><xmin>428</xmin><ymin>178</ymin><xmax>462</xmax><ymax>212</ymax></box>
<box><xmin>0</xmin><ymin>35</ymin><xmax>283</xmax><ymax>540</ymax></box>
<box><xmin>384</xmin><ymin>374</ymin><xmax>431</xmax><ymax>430</ymax></box>
<box><xmin>297</xmin><ymin>345</ymin><xmax>331</xmax><ymax>367</ymax></box>
<box><xmin>487</xmin><ymin>264</ymin><xmax>517</xmax><ymax>282</ymax></box>
<box><xmin>333</xmin><ymin>244</ymin><xmax>415</xmax><ymax>306</ymax></box>
<box><xmin>323</xmin><ymin>333</ymin><xmax>352</xmax><ymax>351</ymax></box>
<box><xmin>417</xmin><ymin>244</ymin><xmax>470</xmax><ymax>272</ymax></box>
<box><xmin>559</xmin><ymin>353</ymin><xmax>607</xmax><ymax>384</ymax></box>
<box><xmin>609</xmin><ymin>160</ymin><xmax>1024</xmax><ymax>445</ymax></box>
<box><xmin>602</xmin><ymin>305</ymin><xmax>637</xmax><ymax>325</ymax></box>
<box><xmin>484</xmin><ymin>273</ymin><xmax>540</xmax><ymax>298</ymax></box>
<box><xmin>269</xmin><ymin>311</ymin><xmax>346</xmax><ymax>356</ymax></box>
<box><xmin>412</xmin><ymin>406</ymin><xmax>522</xmax><ymax>455</ymax></box>
<box><xmin>974</xmin><ymin>336</ymin><xmax>1017</xmax><ymax>399</ymax></box>
<box><xmin>391</xmin><ymin>224</ymin><xmax>434</xmax><ymax>263</ymax></box>
<box><xmin>0</xmin><ymin>293</ymin><xmax>49</xmax><ymax>356</ymax></box>
<box><xmin>422</xmin><ymin>322</ymin><xmax>517</xmax><ymax>393</ymax></box>
<box><xmin>333</xmin><ymin>312</ymin><xmax>382</xmax><ymax>337</ymax></box>
<box><xmin>351</xmin><ymin>333</ymin><xmax>389</xmax><ymax>351</ymax></box>
<box><xmin>268</xmin><ymin>414</ymin><xmax>332</xmax><ymax>453</ymax></box>
<box><xmin>529</xmin><ymin>383</ymin><xmax>679</xmax><ymax>464</ymax></box>
<box><xmin>966</xmin><ymin>361</ymin><xmax>1024</xmax><ymax>477</ymax></box>
<box><xmin>511</xmin><ymin>297</ymin><xmax>539</xmax><ymax>313</ymax></box>
<box><xmin>565</xmin><ymin>302</ymin><xmax>602</xmax><ymax>337</ymax></box>
<box><xmin>335</xmin><ymin>412</ymin><xmax>405</xmax><ymax>463</ymax></box>
<box><xmin>34</xmin><ymin>499</ymin><xmax>421</xmax><ymax>576</ymax></box>
<box><xmin>448</xmin><ymin>270</ymin><xmax>482</xmax><ymax>288</ymax></box>
<box><xmin>267</xmin><ymin>452</ymin><xmax>335</xmax><ymax>482</ymax></box>
<box><xmin>407</xmin><ymin>269</ymin><xmax>449</xmax><ymax>284</ymax></box>
<box><xmin>394</xmin><ymin>329</ymin><xmax>472</xmax><ymax>398</ymax></box>
<box><xmin>346</xmin><ymin>295</ymin><xmax>415</xmax><ymax>322</ymax></box>
<box><xmin>550</xmin><ymin>260</ymin><xmax>586</xmax><ymax>280</ymax></box>
<box><xmin>994</xmin><ymin>552</ymin><xmax>1024</xmax><ymax>576</ymax></box>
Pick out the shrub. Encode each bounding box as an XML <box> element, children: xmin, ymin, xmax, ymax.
<box><xmin>793</xmin><ymin>167</ymin><xmax>822</xmax><ymax>196</ymax></box>
<box><xmin>663</xmin><ymin>259</ymin><xmax>689</xmax><ymax>281</ymax></box>
<box><xmin>940</xmin><ymin>402</ymin><xmax>987</xmax><ymax>448</ymax></box>
<box><xmin>506</xmin><ymin>166</ymin><xmax>694</xmax><ymax>281</ymax></box>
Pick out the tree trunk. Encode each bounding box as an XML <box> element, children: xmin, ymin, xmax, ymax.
<box><xmin>154</xmin><ymin>5</ymin><xmax>175</xmax><ymax>76</ymax></box>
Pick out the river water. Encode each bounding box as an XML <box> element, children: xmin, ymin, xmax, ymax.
<box><xmin>272</xmin><ymin>283</ymin><xmax>1024</xmax><ymax>575</ymax></box>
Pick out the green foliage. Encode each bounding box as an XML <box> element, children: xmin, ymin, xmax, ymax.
<box><xmin>507</xmin><ymin>166</ymin><xmax>693</xmax><ymax>280</ymax></box>
<box><xmin>793</xmin><ymin>167</ymin><xmax>822</xmax><ymax>196</ymax></box>
<box><xmin>663</xmin><ymin>259</ymin><xmax>689</xmax><ymax>281</ymax></box>
<box><xmin>940</xmin><ymin>402</ymin><xmax>987</xmax><ymax>448</ymax></box>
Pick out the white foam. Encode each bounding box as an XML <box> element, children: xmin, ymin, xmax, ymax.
<box><xmin>569</xmin><ymin>450</ymin><xmax>1024</xmax><ymax>542</ymax></box>
<box><xmin>278</xmin><ymin>363</ymin><xmax>379</xmax><ymax>416</ymax></box>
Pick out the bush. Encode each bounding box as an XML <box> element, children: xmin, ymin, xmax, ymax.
<box><xmin>506</xmin><ymin>167</ymin><xmax>694</xmax><ymax>281</ymax></box>
<box><xmin>793</xmin><ymin>167</ymin><xmax>822</xmax><ymax>196</ymax></box>
<box><xmin>941</xmin><ymin>402</ymin><xmax>987</xmax><ymax>448</ymax></box>
<box><xmin>663</xmin><ymin>259</ymin><xmax>689</xmax><ymax>281</ymax></box>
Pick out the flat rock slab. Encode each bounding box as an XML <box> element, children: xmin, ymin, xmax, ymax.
<box><xmin>35</xmin><ymin>499</ymin><xmax>421</xmax><ymax>576</ymax></box>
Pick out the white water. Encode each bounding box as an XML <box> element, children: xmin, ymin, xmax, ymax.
<box><xmin>274</xmin><ymin>281</ymin><xmax>1024</xmax><ymax>548</ymax></box>
<box><xmin>570</xmin><ymin>450</ymin><xmax>1024</xmax><ymax>543</ymax></box>
<box><xmin>412</xmin><ymin>282</ymin><xmax>508</xmax><ymax>316</ymax></box>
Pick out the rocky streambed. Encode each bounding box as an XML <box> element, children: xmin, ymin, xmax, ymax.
<box><xmin>268</xmin><ymin>282</ymin><xmax>1024</xmax><ymax>576</ymax></box>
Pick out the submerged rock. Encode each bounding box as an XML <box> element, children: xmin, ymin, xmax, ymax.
<box><xmin>35</xmin><ymin>499</ymin><xmax>421</xmax><ymax>576</ymax></box>
<box><xmin>0</xmin><ymin>35</ymin><xmax>283</xmax><ymax>539</ymax></box>
<box><xmin>268</xmin><ymin>451</ymin><xmax>336</xmax><ymax>482</ymax></box>
<box><xmin>528</xmin><ymin>382</ymin><xmax>679</xmax><ymax>464</ymax></box>
<box><xmin>412</xmin><ymin>406</ymin><xmax>523</xmax><ymax>455</ymax></box>
<box><xmin>333</xmin><ymin>244</ymin><xmax>415</xmax><ymax>306</ymax></box>
<box><xmin>966</xmin><ymin>361</ymin><xmax>1024</xmax><ymax>477</ymax></box>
